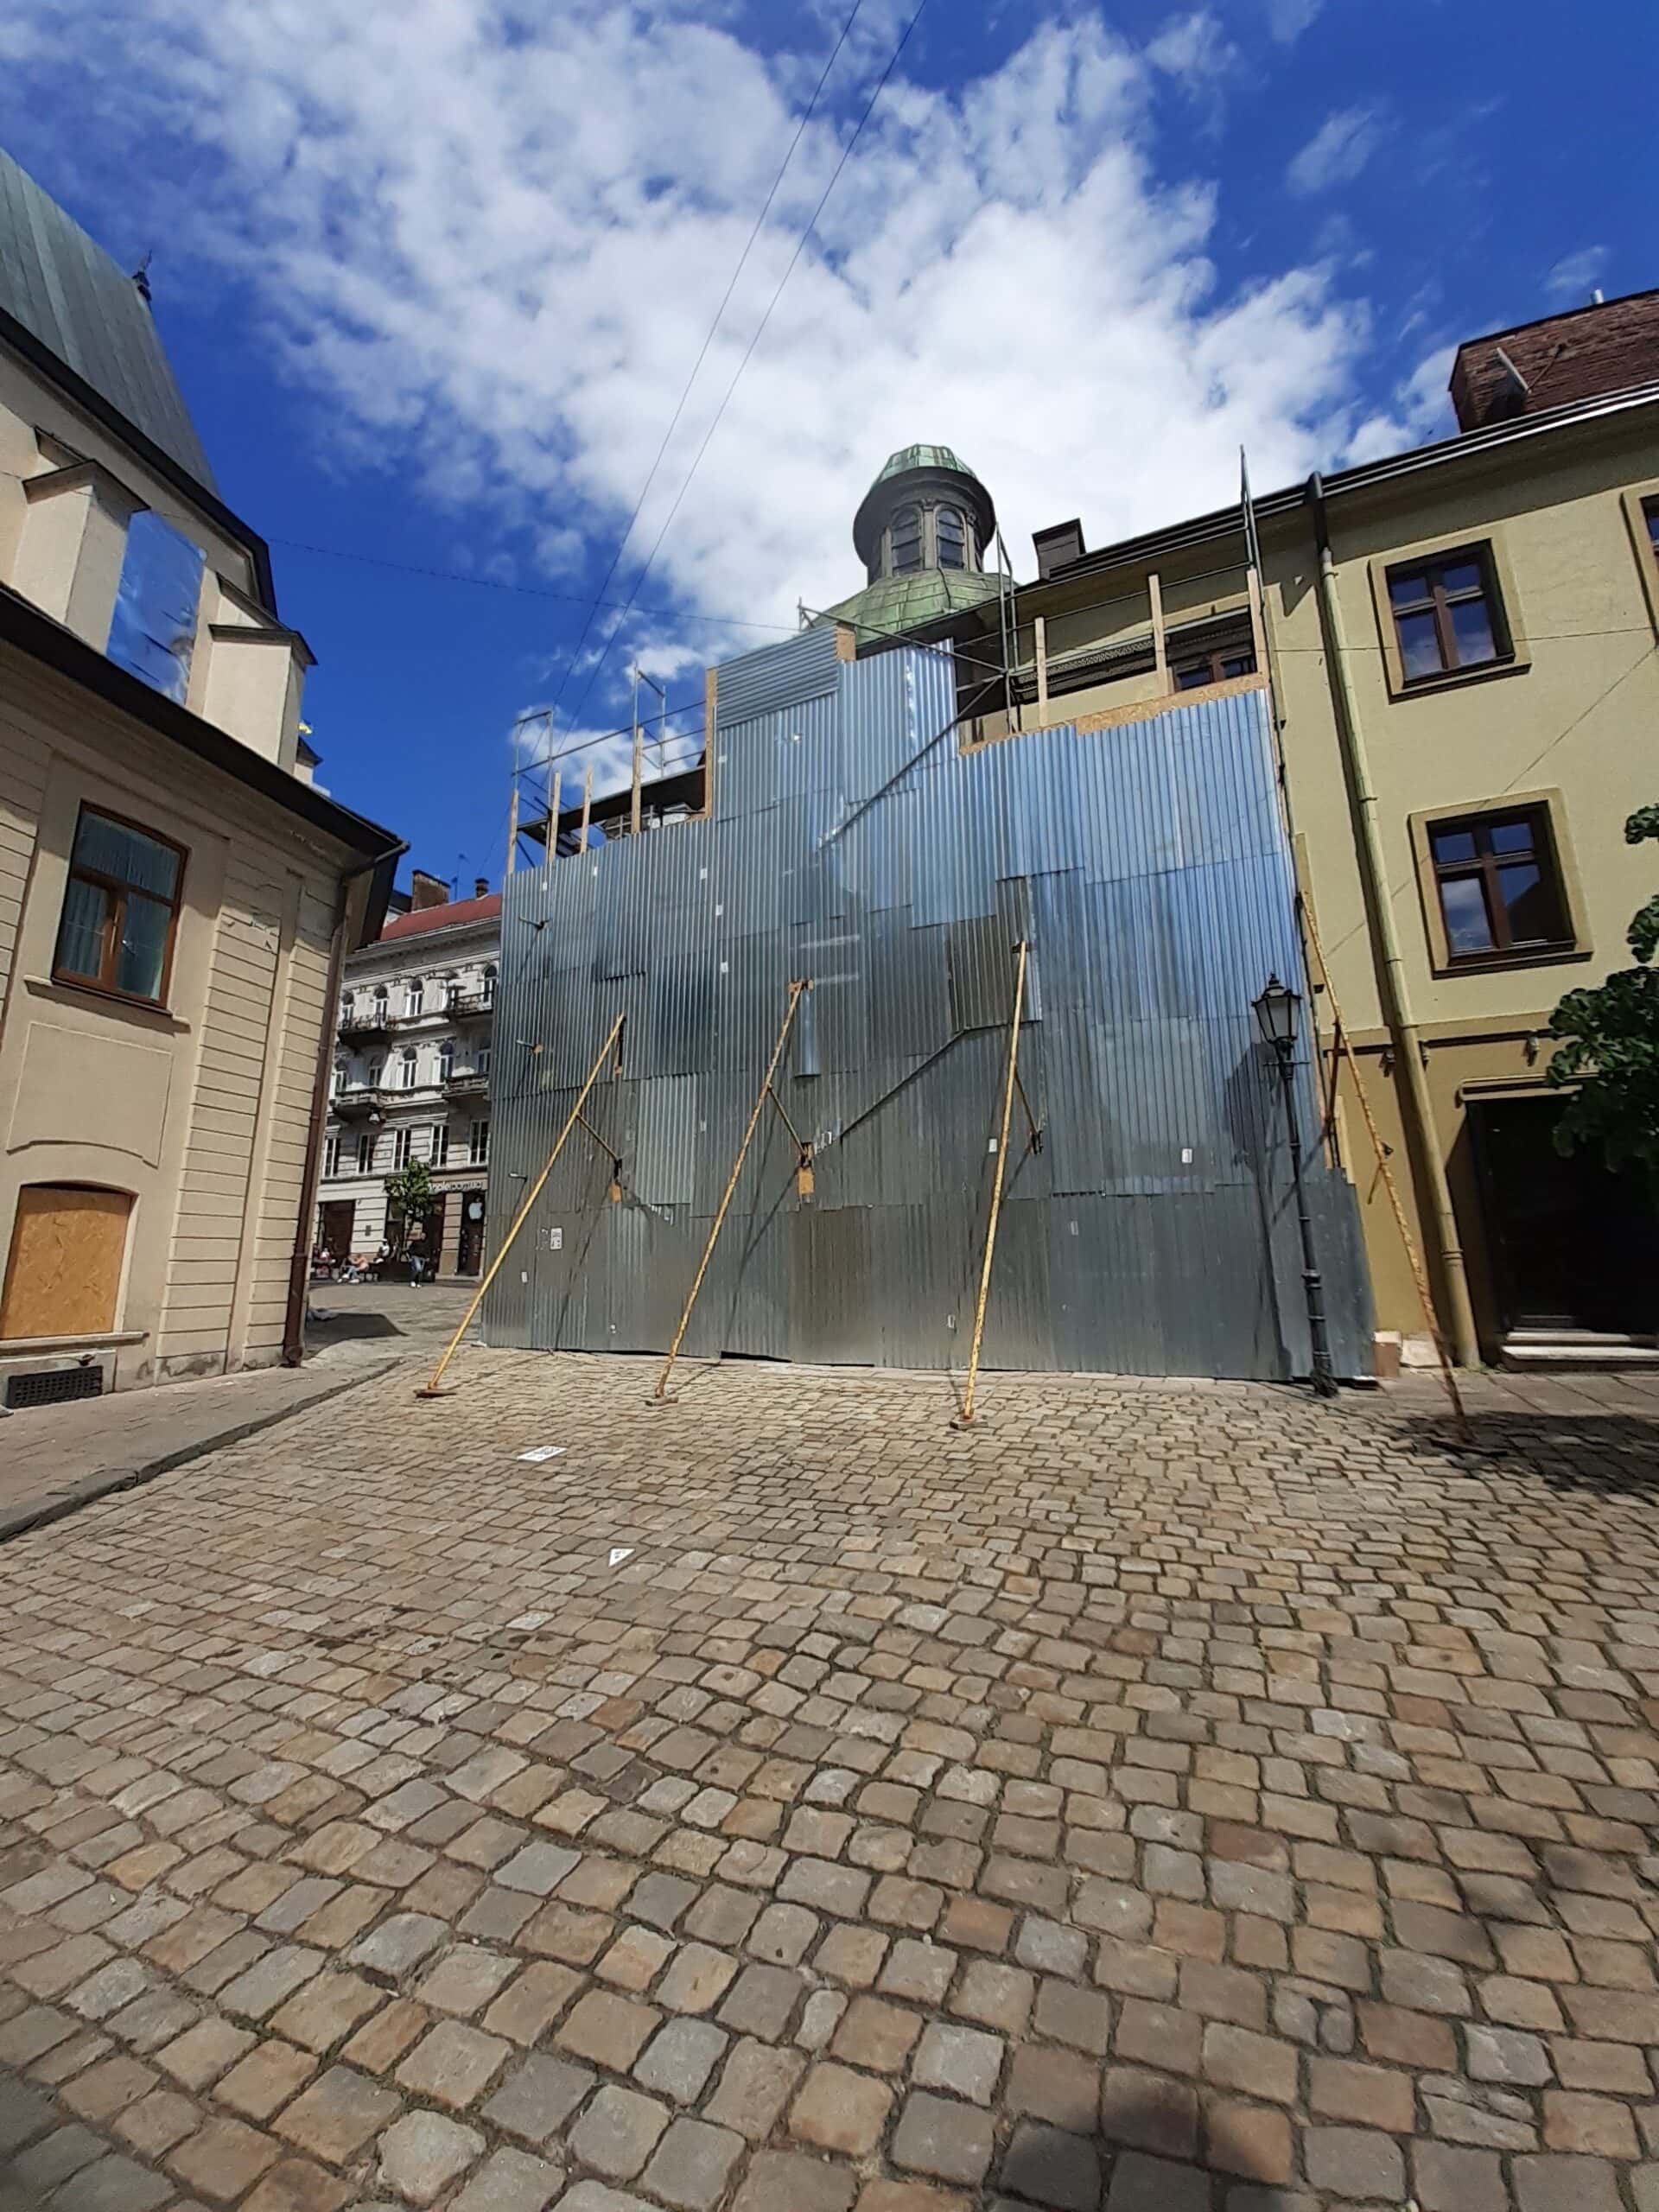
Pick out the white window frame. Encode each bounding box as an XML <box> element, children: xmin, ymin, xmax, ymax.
<box><xmin>392</xmin><ymin>1127</ymin><xmax>412</xmax><ymax>1171</ymax></box>
<box><xmin>469</xmin><ymin>1118</ymin><xmax>490</xmax><ymax>1166</ymax></box>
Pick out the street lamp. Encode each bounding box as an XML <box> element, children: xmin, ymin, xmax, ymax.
<box><xmin>1254</xmin><ymin>974</ymin><xmax>1338</xmax><ymax>1399</ymax></box>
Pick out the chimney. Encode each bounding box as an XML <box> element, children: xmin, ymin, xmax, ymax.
<box><xmin>474</xmin><ymin>874</ymin><xmax>489</xmax><ymax>899</ymax></box>
<box><xmin>410</xmin><ymin>869</ymin><xmax>449</xmax><ymax>911</ymax></box>
<box><xmin>1449</xmin><ymin>290</ymin><xmax>1659</xmax><ymax>432</ymax></box>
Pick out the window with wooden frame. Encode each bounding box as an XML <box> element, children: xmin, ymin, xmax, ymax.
<box><xmin>323</xmin><ymin>1135</ymin><xmax>341</xmax><ymax>1179</ymax></box>
<box><xmin>434</xmin><ymin>1123</ymin><xmax>451</xmax><ymax>1167</ymax></box>
<box><xmin>936</xmin><ymin>505</ymin><xmax>967</xmax><ymax>570</ymax></box>
<box><xmin>356</xmin><ymin>1130</ymin><xmax>375</xmax><ymax>1174</ymax></box>
<box><xmin>469</xmin><ymin>1117</ymin><xmax>490</xmax><ymax>1165</ymax></box>
<box><xmin>1173</xmin><ymin>645</ymin><xmax>1257</xmax><ymax>691</ymax></box>
<box><xmin>1643</xmin><ymin>495</ymin><xmax>1659</xmax><ymax>563</ymax></box>
<box><xmin>53</xmin><ymin>806</ymin><xmax>186</xmax><ymax>1007</ymax></box>
<box><xmin>1427</xmin><ymin>804</ymin><xmax>1571</xmax><ymax>962</ymax></box>
<box><xmin>398</xmin><ymin>1046</ymin><xmax>418</xmax><ymax>1090</ymax></box>
<box><xmin>1386</xmin><ymin>547</ymin><xmax>1508</xmax><ymax>681</ymax></box>
<box><xmin>392</xmin><ymin>1127</ymin><xmax>412</xmax><ymax>1170</ymax></box>
<box><xmin>889</xmin><ymin>504</ymin><xmax>923</xmax><ymax>575</ymax></box>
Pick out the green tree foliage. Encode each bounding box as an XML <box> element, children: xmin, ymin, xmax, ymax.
<box><xmin>1548</xmin><ymin>804</ymin><xmax>1659</xmax><ymax>1181</ymax></box>
<box><xmin>382</xmin><ymin>1158</ymin><xmax>441</xmax><ymax>1260</ymax></box>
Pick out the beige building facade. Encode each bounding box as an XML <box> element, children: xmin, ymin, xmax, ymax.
<box><xmin>0</xmin><ymin>149</ymin><xmax>401</xmax><ymax>1406</ymax></box>
<box><xmin>924</xmin><ymin>293</ymin><xmax>1659</xmax><ymax>1367</ymax></box>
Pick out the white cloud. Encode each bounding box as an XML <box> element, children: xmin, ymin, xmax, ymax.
<box><xmin>0</xmin><ymin>1</ymin><xmax>1381</xmax><ymax>767</ymax></box>
<box><xmin>1345</xmin><ymin>345</ymin><xmax>1456</xmax><ymax>464</ymax></box>
<box><xmin>1266</xmin><ymin>0</ymin><xmax>1325</xmax><ymax>42</ymax></box>
<box><xmin>1545</xmin><ymin>245</ymin><xmax>1609</xmax><ymax>302</ymax></box>
<box><xmin>1286</xmin><ymin>105</ymin><xmax>1388</xmax><ymax>197</ymax></box>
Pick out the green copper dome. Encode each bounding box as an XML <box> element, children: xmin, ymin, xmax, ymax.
<box><xmin>820</xmin><ymin>566</ymin><xmax>1006</xmax><ymax>643</ymax></box>
<box><xmin>870</xmin><ymin>443</ymin><xmax>985</xmax><ymax>492</ymax></box>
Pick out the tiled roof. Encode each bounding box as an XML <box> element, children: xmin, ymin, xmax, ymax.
<box><xmin>380</xmin><ymin>893</ymin><xmax>501</xmax><ymax>942</ymax></box>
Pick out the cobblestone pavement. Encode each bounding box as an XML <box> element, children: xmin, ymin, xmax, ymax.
<box><xmin>3</xmin><ymin>1350</ymin><xmax>1659</xmax><ymax>2212</ymax></box>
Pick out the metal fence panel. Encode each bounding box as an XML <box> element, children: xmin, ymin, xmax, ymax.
<box><xmin>489</xmin><ymin>652</ymin><xmax>1374</xmax><ymax>1380</ymax></box>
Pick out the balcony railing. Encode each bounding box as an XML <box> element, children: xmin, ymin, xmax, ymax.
<box><xmin>446</xmin><ymin>990</ymin><xmax>495</xmax><ymax>1020</ymax></box>
<box><xmin>442</xmin><ymin>1069</ymin><xmax>490</xmax><ymax>1099</ymax></box>
<box><xmin>339</xmin><ymin>1011</ymin><xmax>395</xmax><ymax>1043</ymax></box>
<box><xmin>332</xmin><ymin>1084</ymin><xmax>394</xmax><ymax>1119</ymax></box>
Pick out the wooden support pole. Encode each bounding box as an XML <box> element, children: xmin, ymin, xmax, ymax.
<box><xmin>957</xmin><ymin>941</ymin><xmax>1029</xmax><ymax>1429</ymax></box>
<box><xmin>630</xmin><ymin>720</ymin><xmax>643</xmax><ymax>837</ymax></box>
<box><xmin>416</xmin><ymin>1013</ymin><xmax>626</xmax><ymax>1399</ymax></box>
<box><xmin>580</xmin><ymin>765</ymin><xmax>594</xmax><ymax>853</ymax></box>
<box><xmin>548</xmin><ymin>769</ymin><xmax>562</xmax><ymax>863</ymax></box>
<box><xmin>1148</xmin><ymin>570</ymin><xmax>1167</xmax><ymax>693</ymax></box>
<box><xmin>1033</xmin><ymin>615</ymin><xmax>1049</xmax><ymax>716</ymax></box>
<box><xmin>656</xmin><ymin>981</ymin><xmax>809</xmax><ymax>1402</ymax></box>
<box><xmin>505</xmin><ymin>777</ymin><xmax>520</xmax><ymax>877</ymax></box>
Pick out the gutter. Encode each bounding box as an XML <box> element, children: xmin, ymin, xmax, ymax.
<box><xmin>0</xmin><ymin>582</ymin><xmax>401</xmax><ymax>882</ymax></box>
<box><xmin>1304</xmin><ymin>474</ymin><xmax>1480</xmax><ymax>1368</ymax></box>
<box><xmin>0</xmin><ymin>307</ymin><xmax>281</xmax><ymax>613</ymax></box>
<box><xmin>1050</xmin><ymin>378</ymin><xmax>1659</xmax><ymax>585</ymax></box>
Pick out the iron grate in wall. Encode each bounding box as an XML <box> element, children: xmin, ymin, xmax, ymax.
<box><xmin>5</xmin><ymin>1365</ymin><xmax>104</xmax><ymax>1410</ymax></box>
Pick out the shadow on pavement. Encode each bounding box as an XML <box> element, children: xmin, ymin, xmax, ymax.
<box><xmin>304</xmin><ymin>1309</ymin><xmax>405</xmax><ymax>1344</ymax></box>
<box><xmin>1396</xmin><ymin>1408</ymin><xmax>1659</xmax><ymax>1494</ymax></box>
<box><xmin>981</xmin><ymin>2085</ymin><xmax>1303</xmax><ymax>2208</ymax></box>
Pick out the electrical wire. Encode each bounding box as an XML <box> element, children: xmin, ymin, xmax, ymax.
<box><xmin>266</xmin><ymin>536</ymin><xmax>798</xmax><ymax>632</ymax></box>
<box><xmin>554</xmin><ymin>0</ymin><xmax>930</xmax><ymax>743</ymax></box>
<box><xmin>537</xmin><ymin>0</ymin><xmax>868</xmax><ymax>740</ymax></box>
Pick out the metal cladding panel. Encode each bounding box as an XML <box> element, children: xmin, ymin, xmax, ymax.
<box><xmin>791</xmin><ymin>1208</ymin><xmax>872</xmax><ymax>1364</ymax></box>
<box><xmin>0</xmin><ymin>148</ymin><xmax>219</xmax><ymax>489</ymax></box>
<box><xmin>716</xmin><ymin>625</ymin><xmax>842</xmax><ymax>728</ymax></box>
<box><xmin>635</xmin><ymin>1077</ymin><xmax>698</xmax><ymax>1206</ymax></box>
<box><xmin>495</xmin><ymin>667</ymin><xmax>1374</xmax><ymax>1381</ymax></box>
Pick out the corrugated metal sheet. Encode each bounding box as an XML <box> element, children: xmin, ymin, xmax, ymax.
<box><xmin>715</xmin><ymin>624</ymin><xmax>841</xmax><ymax>728</ymax></box>
<box><xmin>487</xmin><ymin>650</ymin><xmax>1373</xmax><ymax>1381</ymax></box>
<box><xmin>0</xmin><ymin>149</ymin><xmax>219</xmax><ymax>488</ymax></box>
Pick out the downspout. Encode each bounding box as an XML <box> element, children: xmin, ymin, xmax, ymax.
<box><xmin>283</xmin><ymin>847</ymin><xmax>399</xmax><ymax>1365</ymax></box>
<box><xmin>1305</xmin><ymin>474</ymin><xmax>1479</xmax><ymax>1367</ymax></box>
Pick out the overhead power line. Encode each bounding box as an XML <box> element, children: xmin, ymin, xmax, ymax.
<box><xmin>538</xmin><ymin>0</ymin><xmax>869</xmax><ymax>742</ymax></box>
<box><xmin>554</xmin><ymin>0</ymin><xmax>931</xmax><ymax>745</ymax></box>
<box><xmin>265</xmin><ymin>535</ymin><xmax>797</xmax><ymax>632</ymax></box>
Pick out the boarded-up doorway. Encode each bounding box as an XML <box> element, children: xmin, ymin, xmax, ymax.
<box><xmin>1</xmin><ymin>1185</ymin><xmax>132</xmax><ymax>1339</ymax></box>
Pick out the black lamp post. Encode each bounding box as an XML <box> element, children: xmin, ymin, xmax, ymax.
<box><xmin>1254</xmin><ymin>974</ymin><xmax>1338</xmax><ymax>1398</ymax></box>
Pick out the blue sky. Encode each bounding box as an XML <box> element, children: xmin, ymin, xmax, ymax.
<box><xmin>0</xmin><ymin>0</ymin><xmax>1645</xmax><ymax>890</ymax></box>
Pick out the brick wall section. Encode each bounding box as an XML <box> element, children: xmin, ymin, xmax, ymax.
<box><xmin>1452</xmin><ymin>290</ymin><xmax>1659</xmax><ymax>429</ymax></box>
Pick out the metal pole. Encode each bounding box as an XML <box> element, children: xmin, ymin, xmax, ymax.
<box><xmin>1275</xmin><ymin>1035</ymin><xmax>1338</xmax><ymax>1397</ymax></box>
<box><xmin>416</xmin><ymin>1013</ymin><xmax>626</xmax><ymax>1399</ymax></box>
<box><xmin>505</xmin><ymin>777</ymin><xmax>519</xmax><ymax>877</ymax></box>
<box><xmin>1306</xmin><ymin>474</ymin><xmax>1478</xmax><ymax>1367</ymax></box>
<box><xmin>656</xmin><ymin>981</ymin><xmax>809</xmax><ymax>1401</ymax></box>
<box><xmin>580</xmin><ymin>766</ymin><xmax>594</xmax><ymax>853</ymax></box>
<box><xmin>958</xmin><ymin>941</ymin><xmax>1028</xmax><ymax>1427</ymax></box>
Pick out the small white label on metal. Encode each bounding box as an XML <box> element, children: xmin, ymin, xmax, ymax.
<box><xmin>719</xmin><ymin>961</ymin><xmax>728</xmax><ymax>973</ymax></box>
<box><xmin>700</xmin><ymin>868</ymin><xmax>708</xmax><ymax>880</ymax></box>
<box><xmin>608</xmin><ymin>1546</ymin><xmax>634</xmax><ymax>1567</ymax></box>
<box><xmin>518</xmin><ymin>1446</ymin><xmax>565</xmax><ymax>1463</ymax></box>
<box><xmin>549</xmin><ymin>1226</ymin><xmax>563</xmax><ymax>1250</ymax></box>
<box><xmin>520</xmin><ymin>1270</ymin><xmax>528</xmax><ymax>1283</ymax></box>
<box><xmin>715</xmin><ymin>904</ymin><xmax>724</xmax><ymax>917</ymax></box>
<box><xmin>1181</xmin><ymin>1147</ymin><xmax>1194</xmax><ymax>1164</ymax></box>
<box><xmin>988</xmin><ymin>1137</ymin><xmax>999</xmax><ymax>1153</ymax></box>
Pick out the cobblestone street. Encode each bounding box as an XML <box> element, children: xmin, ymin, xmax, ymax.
<box><xmin>3</xmin><ymin>1351</ymin><xmax>1659</xmax><ymax>2211</ymax></box>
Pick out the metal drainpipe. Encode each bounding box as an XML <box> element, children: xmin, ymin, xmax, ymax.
<box><xmin>1305</xmin><ymin>474</ymin><xmax>1480</xmax><ymax>1369</ymax></box>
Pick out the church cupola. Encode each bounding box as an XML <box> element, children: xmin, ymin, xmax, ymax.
<box><xmin>852</xmin><ymin>445</ymin><xmax>997</xmax><ymax>586</ymax></box>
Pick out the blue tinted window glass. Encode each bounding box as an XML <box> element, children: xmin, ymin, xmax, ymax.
<box><xmin>108</xmin><ymin>512</ymin><xmax>205</xmax><ymax>703</ymax></box>
<box><xmin>1440</xmin><ymin>875</ymin><xmax>1493</xmax><ymax>955</ymax></box>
